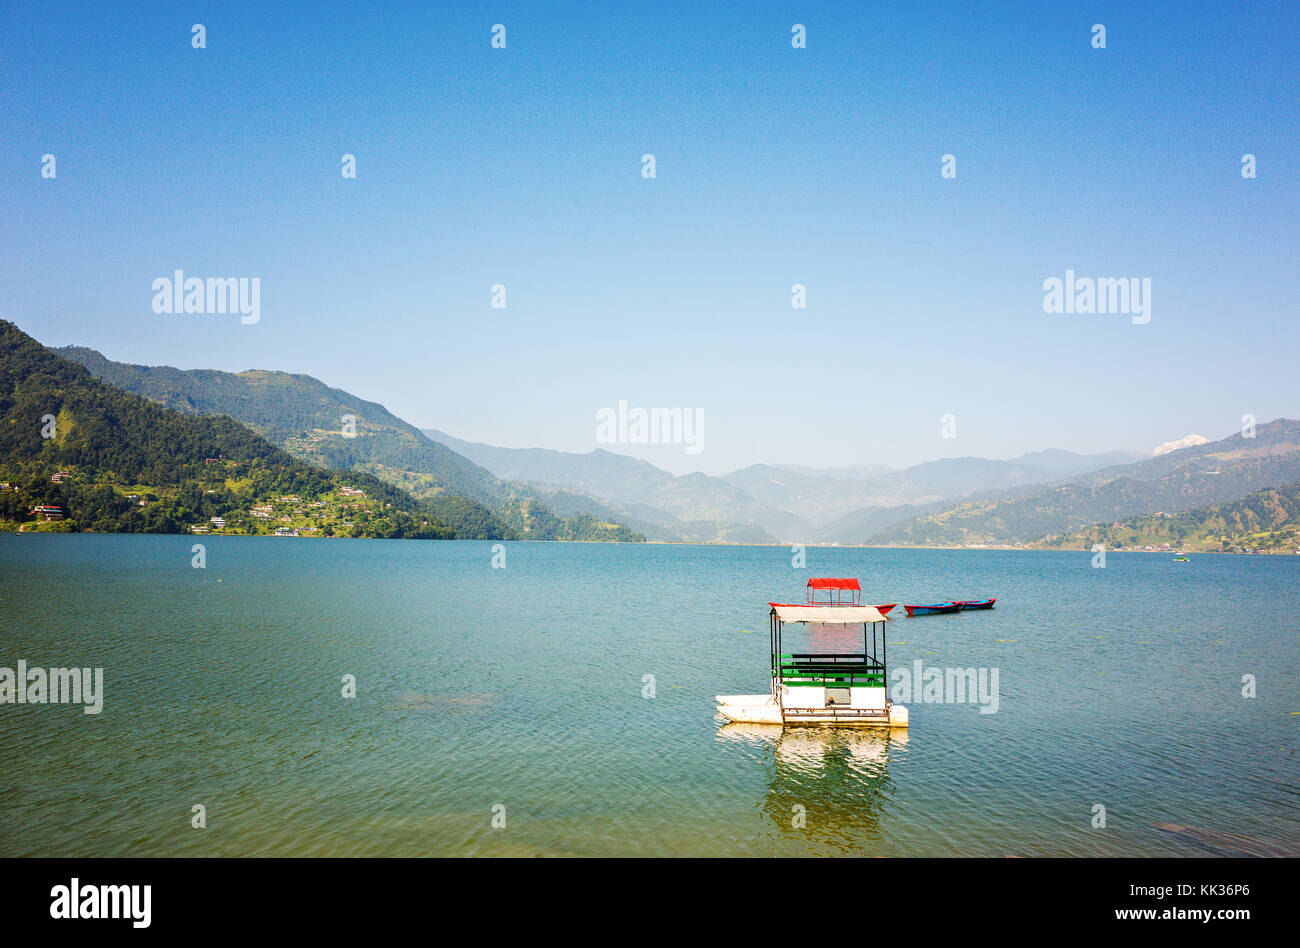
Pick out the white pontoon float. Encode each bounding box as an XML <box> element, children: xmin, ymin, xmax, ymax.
<box><xmin>716</xmin><ymin>578</ymin><xmax>909</xmax><ymax>728</ymax></box>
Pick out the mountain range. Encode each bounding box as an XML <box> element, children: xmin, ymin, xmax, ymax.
<box><xmin>1</xmin><ymin>322</ymin><xmax>454</xmax><ymax>538</ymax></box>
<box><xmin>57</xmin><ymin>344</ymin><xmax>641</xmax><ymax>542</ymax></box>
<box><xmin>872</xmin><ymin>420</ymin><xmax>1300</xmax><ymax>548</ymax></box>
<box><xmin>423</xmin><ymin>428</ymin><xmax>1143</xmax><ymax>543</ymax></box>
<box><xmin>1033</xmin><ymin>482</ymin><xmax>1300</xmax><ymax>554</ymax></box>
<box><xmin>0</xmin><ymin>323</ymin><xmax>1287</xmax><ymax>552</ymax></box>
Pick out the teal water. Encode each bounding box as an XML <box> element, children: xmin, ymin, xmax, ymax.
<box><xmin>1</xmin><ymin>535</ymin><xmax>1296</xmax><ymax>857</ymax></box>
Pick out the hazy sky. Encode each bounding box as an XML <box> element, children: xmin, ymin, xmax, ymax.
<box><xmin>3</xmin><ymin>1</ymin><xmax>1297</xmax><ymax>475</ymax></box>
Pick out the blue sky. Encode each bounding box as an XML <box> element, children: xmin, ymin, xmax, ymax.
<box><xmin>2</xmin><ymin>1</ymin><xmax>1297</xmax><ymax>474</ymax></box>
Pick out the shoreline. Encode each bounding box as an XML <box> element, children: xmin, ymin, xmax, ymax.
<box><xmin>6</xmin><ymin>530</ymin><xmax>1297</xmax><ymax>555</ymax></box>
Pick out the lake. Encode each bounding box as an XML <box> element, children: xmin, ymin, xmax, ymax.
<box><xmin>1</xmin><ymin>535</ymin><xmax>1296</xmax><ymax>856</ymax></box>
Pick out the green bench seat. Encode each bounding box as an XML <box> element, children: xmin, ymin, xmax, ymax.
<box><xmin>780</xmin><ymin>677</ymin><xmax>886</xmax><ymax>687</ymax></box>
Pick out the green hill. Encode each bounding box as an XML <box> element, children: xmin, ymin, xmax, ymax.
<box><xmin>1032</xmin><ymin>483</ymin><xmax>1300</xmax><ymax>554</ymax></box>
<box><xmin>0</xmin><ymin>321</ymin><xmax>458</xmax><ymax>538</ymax></box>
<box><xmin>58</xmin><ymin>345</ymin><xmax>642</xmax><ymax>543</ymax></box>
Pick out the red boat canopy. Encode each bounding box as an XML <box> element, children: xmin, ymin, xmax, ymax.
<box><xmin>805</xmin><ymin>577</ymin><xmax>861</xmax><ymax>605</ymax></box>
<box><xmin>806</xmin><ymin>578</ymin><xmax>860</xmax><ymax>591</ymax></box>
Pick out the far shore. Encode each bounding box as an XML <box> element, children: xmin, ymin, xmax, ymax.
<box><xmin>7</xmin><ymin>530</ymin><xmax>1297</xmax><ymax>555</ymax></box>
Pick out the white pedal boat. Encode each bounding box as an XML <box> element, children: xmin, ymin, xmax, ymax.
<box><xmin>716</xmin><ymin>579</ymin><xmax>909</xmax><ymax>729</ymax></box>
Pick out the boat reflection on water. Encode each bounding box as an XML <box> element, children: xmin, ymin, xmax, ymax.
<box><xmin>716</xmin><ymin>723</ymin><xmax>909</xmax><ymax>853</ymax></box>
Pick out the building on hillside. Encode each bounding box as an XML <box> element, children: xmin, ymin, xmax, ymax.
<box><xmin>31</xmin><ymin>505</ymin><xmax>65</xmax><ymax>521</ymax></box>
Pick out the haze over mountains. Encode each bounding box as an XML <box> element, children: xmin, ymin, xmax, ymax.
<box><xmin>43</xmin><ymin>333</ymin><xmax>1299</xmax><ymax>552</ymax></box>
<box><xmin>424</xmin><ymin>428</ymin><xmax>1145</xmax><ymax>543</ymax></box>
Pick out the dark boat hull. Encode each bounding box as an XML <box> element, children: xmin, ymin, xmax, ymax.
<box><xmin>903</xmin><ymin>603</ymin><xmax>962</xmax><ymax>616</ymax></box>
<box><xmin>957</xmin><ymin>599</ymin><xmax>996</xmax><ymax>610</ymax></box>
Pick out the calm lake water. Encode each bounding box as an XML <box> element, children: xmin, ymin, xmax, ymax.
<box><xmin>1</xmin><ymin>535</ymin><xmax>1296</xmax><ymax>857</ymax></box>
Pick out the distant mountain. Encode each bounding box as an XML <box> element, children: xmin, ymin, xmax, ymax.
<box><xmin>722</xmin><ymin>464</ymin><xmax>868</xmax><ymax>517</ymax></box>
<box><xmin>426</xmin><ymin>430</ymin><xmax>1144</xmax><ymax>544</ymax></box>
<box><xmin>58</xmin><ymin>347</ymin><xmax>642</xmax><ymax>542</ymax></box>
<box><xmin>741</xmin><ymin>450</ymin><xmax>1144</xmax><ymax>512</ymax></box>
<box><xmin>423</xmin><ymin>429</ymin><xmax>673</xmax><ymax>499</ymax></box>
<box><xmin>0</xmin><ymin>321</ymin><xmax>454</xmax><ymax>538</ymax></box>
<box><xmin>1154</xmin><ymin>434</ymin><xmax>1210</xmax><ymax>456</ymax></box>
<box><xmin>1008</xmin><ymin>448</ymin><xmax>1144</xmax><ymax>475</ymax></box>
<box><xmin>817</xmin><ymin>500</ymin><xmax>950</xmax><ymax>545</ymax></box>
<box><xmin>425</xmin><ymin>429</ymin><xmax>792</xmax><ymax>542</ymax></box>
<box><xmin>1033</xmin><ymin>482</ymin><xmax>1300</xmax><ymax>554</ymax></box>
<box><xmin>773</xmin><ymin>463</ymin><xmax>894</xmax><ymax>480</ymax></box>
<box><xmin>871</xmin><ymin>420</ymin><xmax>1300</xmax><ymax>547</ymax></box>
<box><xmin>807</xmin><ymin>457</ymin><xmax>1068</xmax><ymax>507</ymax></box>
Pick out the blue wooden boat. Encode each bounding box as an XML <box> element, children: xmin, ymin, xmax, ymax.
<box><xmin>903</xmin><ymin>602</ymin><xmax>962</xmax><ymax>616</ymax></box>
<box><xmin>957</xmin><ymin>598</ymin><xmax>996</xmax><ymax>610</ymax></box>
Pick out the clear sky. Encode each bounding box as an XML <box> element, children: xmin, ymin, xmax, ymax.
<box><xmin>3</xmin><ymin>1</ymin><xmax>1297</xmax><ymax>475</ymax></box>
